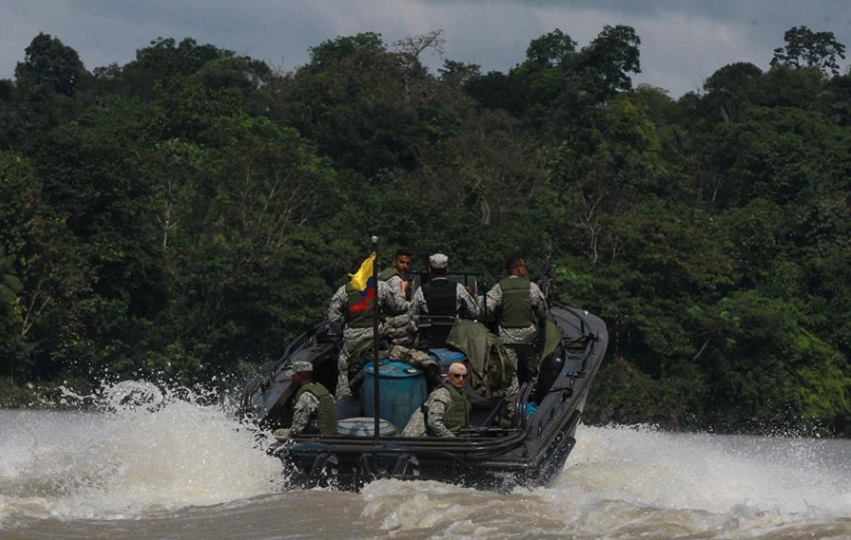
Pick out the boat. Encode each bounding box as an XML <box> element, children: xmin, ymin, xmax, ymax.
<box><xmin>238</xmin><ymin>271</ymin><xmax>608</xmax><ymax>491</ymax></box>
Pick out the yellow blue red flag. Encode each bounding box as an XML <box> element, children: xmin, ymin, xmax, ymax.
<box><xmin>349</xmin><ymin>252</ymin><xmax>377</xmax><ymax>313</ymax></box>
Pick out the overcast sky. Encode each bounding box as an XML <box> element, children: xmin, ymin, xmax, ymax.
<box><xmin>1</xmin><ymin>0</ymin><xmax>849</xmax><ymax>98</ymax></box>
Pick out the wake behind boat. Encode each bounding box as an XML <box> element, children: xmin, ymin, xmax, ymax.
<box><xmin>239</xmin><ymin>266</ymin><xmax>608</xmax><ymax>491</ymax></box>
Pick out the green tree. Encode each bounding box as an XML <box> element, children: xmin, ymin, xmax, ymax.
<box><xmin>465</xmin><ymin>26</ymin><xmax>640</xmax><ymax>135</ymax></box>
<box><xmin>281</xmin><ymin>32</ymin><xmax>465</xmax><ymax>177</ymax></box>
<box><xmin>0</xmin><ymin>150</ymin><xmax>93</xmax><ymax>381</ymax></box>
<box><xmin>551</xmin><ymin>93</ymin><xmax>669</xmax><ymax>261</ymax></box>
<box><xmin>588</xmin><ymin>199</ymin><xmax>733</xmax><ymax>375</ymax></box>
<box><xmin>702</xmin><ymin>62</ymin><xmax>763</xmax><ymax>123</ymax></box>
<box><xmin>566</xmin><ymin>24</ymin><xmax>641</xmax><ymax>104</ymax></box>
<box><xmin>526</xmin><ymin>29</ymin><xmax>576</xmax><ymax>67</ymax></box>
<box><xmin>0</xmin><ymin>243</ymin><xmax>24</xmax><ymax>382</ymax></box>
<box><xmin>0</xmin><ymin>245</ymin><xmax>22</xmax><ymax>309</ymax></box>
<box><xmin>438</xmin><ymin>60</ymin><xmax>481</xmax><ymax>88</ymax></box>
<box><xmin>14</xmin><ymin>33</ymin><xmax>88</xmax><ymax>97</ymax></box>
<box><xmin>771</xmin><ymin>26</ymin><xmax>846</xmax><ymax>76</ymax></box>
<box><xmin>702</xmin><ymin>289</ymin><xmax>850</xmax><ymax>432</ymax></box>
<box><xmin>157</xmin><ymin>115</ymin><xmax>344</xmax><ymax>375</ymax></box>
<box><xmin>119</xmin><ymin>37</ymin><xmax>234</xmax><ymax>99</ymax></box>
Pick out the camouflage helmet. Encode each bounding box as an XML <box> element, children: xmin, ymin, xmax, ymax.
<box><xmin>428</xmin><ymin>253</ymin><xmax>449</xmax><ymax>269</ymax></box>
<box><xmin>290</xmin><ymin>360</ymin><xmax>313</xmax><ymax>373</ymax></box>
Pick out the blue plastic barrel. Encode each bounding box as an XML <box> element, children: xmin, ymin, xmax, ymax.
<box><xmin>362</xmin><ymin>360</ymin><xmax>427</xmax><ymax>432</ymax></box>
<box><xmin>428</xmin><ymin>348</ymin><xmax>467</xmax><ymax>374</ymax></box>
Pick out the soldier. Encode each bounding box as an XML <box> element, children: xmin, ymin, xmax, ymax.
<box><xmin>379</xmin><ymin>249</ymin><xmax>415</xmax><ymax>345</ymax></box>
<box><xmin>485</xmin><ymin>256</ymin><xmax>549</xmax><ymax>384</ymax></box>
<box><xmin>402</xmin><ymin>362</ymin><xmax>471</xmax><ymax>437</ymax></box>
<box><xmin>328</xmin><ymin>270</ymin><xmax>408</xmax><ymax>399</ymax></box>
<box><xmin>273</xmin><ymin>360</ymin><xmax>336</xmax><ymax>439</ymax></box>
<box><xmin>408</xmin><ymin>253</ymin><xmax>480</xmax><ymax>320</ymax></box>
<box><xmin>378</xmin><ymin>249</ymin><xmax>413</xmax><ymax>298</ymax></box>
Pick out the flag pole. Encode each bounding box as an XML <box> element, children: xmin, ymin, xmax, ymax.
<box><xmin>370</xmin><ymin>235</ymin><xmax>381</xmax><ymax>440</ymax></box>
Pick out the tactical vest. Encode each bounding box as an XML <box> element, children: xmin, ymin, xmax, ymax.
<box><xmin>345</xmin><ymin>282</ymin><xmax>375</xmax><ymax>328</ymax></box>
<box><xmin>422</xmin><ymin>279</ymin><xmax>456</xmax><ymax>317</ymax></box>
<box><xmin>379</xmin><ymin>267</ymin><xmax>410</xmax><ymax>301</ymax></box>
<box><xmin>295</xmin><ymin>382</ymin><xmax>337</xmax><ymax>436</ymax></box>
<box><xmin>378</xmin><ymin>267</ymin><xmax>398</xmax><ymax>281</ymax></box>
<box><xmin>499</xmin><ymin>276</ymin><xmax>533</xmax><ymax>328</ymax></box>
<box><xmin>437</xmin><ymin>382</ymin><xmax>470</xmax><ymax>433</ymax></box>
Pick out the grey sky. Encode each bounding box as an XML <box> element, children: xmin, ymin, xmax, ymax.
<box><xmin>1</xmin><ymin>0</ymin><xmax>849</xmax><ymax>98</ymax></box>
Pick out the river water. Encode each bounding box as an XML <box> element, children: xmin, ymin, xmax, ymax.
<box><xmin>1</xmin><ymin>382</ymin><xmax>850</xmax><ymax>539</ymax></box>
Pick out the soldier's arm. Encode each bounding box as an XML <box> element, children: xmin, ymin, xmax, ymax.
<box><xmin>385</xmin><ymin>275</ymin><xmax>404</xmax><ymax>296</ymax></box>
<box><xmin>328</xmin><ymin>286</ymin><xmax>347</xmax><ymax>328</ymax></box>
<box><xmin>485</xmin><ymin>283</ymin><xmax>502</xmax><ymax>314</ymax></box>
<box><xmin>407</xmin><ymin>288</ymin><xmax>425</xmax><ymax>318</ymax></box>
<box><xmin>530</xmin><ymin>282</ymin><xmax>549</xmax><ymax>323</ymax></box>
<box><xmin>379</xmin><ymin>281</ymin><xmax>408</xmax><ymax>316</ymax></box>
<box><xmin>290</xmin><ymin>392</ymin><xmax>320</xmax><ymax>436</ymax></box>
<box><xmin>426</xmin><ymin>389</ymin><xmax>455</xmax><ymax>438</ymax></box>
<box><xmin>457</xmin><ymin>284</ymin><xmax>481</xmax><ymax>320</ymax></box>
<box><xmin>328</xmin><ymin>286</ymin><xmax>349</xmax><ymax>334</ymax></box>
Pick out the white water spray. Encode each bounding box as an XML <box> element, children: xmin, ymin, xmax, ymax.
<box><xmin>356</xmin><ymin>424</ymin><xmax>851</xmax><ymax>538</ymax></box>
<box><xmin>0</xmin><ymin>380</ymin><xmax>282</xmax><ymax>525</ymax></box>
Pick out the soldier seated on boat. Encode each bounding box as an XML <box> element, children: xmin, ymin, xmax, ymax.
<box><xmin>273</xmin><ymin>360</ymin><xmax>337</xmax><ymax>440</ymax></box>
<box><xmin>484</xmin><ymin>255</ymin><xmax>548</xmax><ymax>385</ymax></box>
<box><xmin>401</xmin><ymin>362</ymin><xmax>471</xmax><ymax>438</ymax></box>
<box><xmin>444</xmin><ymin>318</ymin><xmax>520</xmax><ymax>428</ymax></box>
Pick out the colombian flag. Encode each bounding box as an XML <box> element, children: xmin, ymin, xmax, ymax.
<box><xmin>349</xmin><ymin>252</ymin><xmax>376</xmax><ymax>313</ymax></box>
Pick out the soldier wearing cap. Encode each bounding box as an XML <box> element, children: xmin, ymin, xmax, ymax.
<box><xmin>401</xmin><ymin>362</ymin><xmax>471</xmax><ymax>437</ymax></box>
<box><xmin>408</xmin><ymin>253</ymin><xmax>480</xmax><ymax>320</ymax></box>
<box><xmin>275</xmin><ymin>359</ymin><xmax>337</xmax><ymax>439</ymax></box>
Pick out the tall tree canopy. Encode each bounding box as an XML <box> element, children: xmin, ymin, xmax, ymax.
<box><xmin>0</xmin><ymin>26</ymin><xmax>849</xmax><ymax>435</ymax></box>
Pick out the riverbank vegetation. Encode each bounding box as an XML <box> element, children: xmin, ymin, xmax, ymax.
<box><xmin>1</xmin><ymin>27</ymin><xmax>849</xmax><ymax>435</ymax></box>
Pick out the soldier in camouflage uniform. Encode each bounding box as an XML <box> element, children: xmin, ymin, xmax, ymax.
<box><xmin>402</xmin><ymin>362</ymin><xmax>471</xmax><ymax>437</ymax></box>
<box><xmin>378</xmin><ymin>250</ymin><xmax>415</xmax><ymax>345</ymax></box>
<box><xmin>273</xmin><ymin>360</ymin><xmax>336</xmax><ymax>439</ymax></box>
<box><xmin>484</xmin><ymin>256</ymin><xmax>548</xmax><ymax>384</ymax></box>
<box><xmin>328</xmin><ymin>279</ymin><xmax>408</xmax><ymax>399</ymax></box>
<box><xmin>379</xmin><ymin>250</ymin><xmax>413</xmax><ymax>297</ymax></box>
<box><xmin>409</xmin><ymin>253</ymin><xmax>480</xmax><ymax>320</ymax></box>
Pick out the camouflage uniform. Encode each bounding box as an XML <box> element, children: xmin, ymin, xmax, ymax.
<box><xmin>381</xmin><ymin>270</ymin><xmax>407</xmax><ymax>297</ymax></box>
<box><xmin>328</xmin><ymin>280</ymin><xmax>408</xmax><ymax>399</ymax></box>
<box><xmin>401</xmin><ymin>384</ymin><xmax>469</xmax><ymax>438</ymax></box>
<box><xmin>409</xmin><ymin>279</ymin><xmax>481</xmax><ymax>320</ymax></box>
<box><xmin>379</xmin><ymin>269</ymin><xmax>415</xmax><ymax>345</ymax></box>
<box><xmin>274</xmin><ymin>361</ymin><xmax>335</xmax><ymax>440</ymax></box>
<box><xmin>290</xmin><ymin>391</ymin><xmax>321</xmax><ymax>436</ymax></box>
<box><xmin>485</xmin><ymin>276</ymin><xmax>548</xmax><ymax>382</ymax></box>
<box><xmin>387</xmin><ymin>344</ymin><xmax>436</xmax><ymax>370</ymax></box>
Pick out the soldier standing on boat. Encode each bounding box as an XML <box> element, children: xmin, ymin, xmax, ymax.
<box><xmin>402</xmin><ymin>362</ymin><xmax>471</xmax><ymax>437</ymax></box>
<box><xmin>378</xmin><ymin>249</ymin><xmax>415</xmax><ymax>345</ymax></box>
<box><xmin>273</xmin><ymin>360</ymin><xmax>336</xmax><ymax>439</ymax></box>
<box><xmin>409</xmin><ymin>253</ymin><xmax>480</xmax><ymax>320</ymax></box>
<box><xmin>328</xmin><ymin>263</ymin><xmax>408</xmax><ymax>399</ymax></box>
<box><xmin>485</xmin><ymin>256</ymin><xmax>549</xmax><ymax>384</ymax></box>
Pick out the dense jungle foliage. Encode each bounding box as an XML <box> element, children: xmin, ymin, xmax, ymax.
<box><xmin>0</xmin><ymin>27</ymin><xmax>849</xmax><ymax>435</ymax></box>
